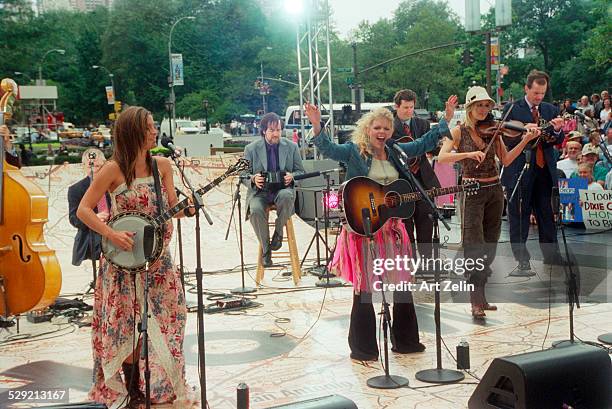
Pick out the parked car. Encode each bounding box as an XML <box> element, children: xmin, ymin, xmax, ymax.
<box><xmin>160</xmin><ymin>118</ymin><xmax>202</xmax><ymax>138</ymax></box>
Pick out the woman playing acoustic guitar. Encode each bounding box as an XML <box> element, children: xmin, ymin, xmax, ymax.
<box><xmin>77</xmin><ymin>106</ymin><xmax>196</xmax><ymax>408</ymax></box>
<box><xmin>304</xmin><ymin>96</ymin><xmax>457</xmax><ymax>361</ymax></box>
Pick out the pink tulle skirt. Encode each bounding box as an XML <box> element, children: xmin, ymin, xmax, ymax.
<box><xmin>330</xmin><ymin>219</ymin><xmax>414</xmax><ymax>293</ymax></box>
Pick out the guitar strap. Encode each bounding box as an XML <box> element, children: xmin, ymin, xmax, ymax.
<box><xmin>151</xmin><ymin>158</ymin><xmax>166</xmax><ymax>236</ymax></box>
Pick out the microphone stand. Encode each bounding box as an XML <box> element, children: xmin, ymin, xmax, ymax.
<box><xmin>508</xmin><ymin>149</ymin><xmax>535</xmax><ymax>277</ymax></box>
<box><xmin>363</xmin><ymin>210</ymin><xmax>409</xmax><ymax>389</ymax></box>
<box><xmin>391</xmin><ymin>143</ymin><xmax>464</xmax><ymax>384</ymax></box>
<box><xmin>141</xmin><ymin>225</ymin><xmax>155</xmax><ymax>409</ymax></box>
<box><xmin>167</xmin><ymin>152</ymin><xmax>209</xmax><ymax>408</ymax></box>
<box><xmin>315</xmin><ymin>172</ymin><xmax>343</xmax><ymax>288</ymax></box>
<box><xmin>227</xmin><ymin>177</ymin><xmax>255</xmax><ymax>294</ymax></box>
<box><xmin>550</xmin><ymin>187</ymin><xmax>582</xmax><ymax>348</ymax></box>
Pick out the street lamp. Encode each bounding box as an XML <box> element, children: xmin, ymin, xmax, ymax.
<box><xmin>202</xmin><ymin>99</ymin><xmax>210</xmax><ymax>133</ymax></box>
<box><xmin>259</xmin><ymin>46</ymin><xmax>273</xmax><ymax>114</ymax></box>
<box><xmin>168</xmin><ymin>16</ymin><xmax>196</xmax><ymax>121</ymax></box>
<box><xmin>38</xmin><ymin>48</ymin><xmax>65</xmax><ymax>84</ymax></box>
<box><xmin>92</xmin><ymin>65</ymin><xmax>116</xmax><ymax>100</ymax></box>
<box><xmin>14</xmin><ymin>72</ymin><xmax>33</xmax><ymax>84</ymax></box>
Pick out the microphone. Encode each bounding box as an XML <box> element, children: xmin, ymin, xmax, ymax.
<box><xmin>551</xmin><ymin>187</ymin><xmax>561</xmax><ymax>219</ymax></box>
<box><xmin>361</xmin><ymin>208</ymin><xmax>372</xmax><ymax>238</ymax></box>
<box><xmin>293</xmin><ymin>168</ymin><xmax>342</xmax><ymax>181</ymax></box>
<box><xmin>523</xmin><ymin>149</ymin><xmax>532</xmax><ymax>170</ymax></box>
<box><xmin>385</xmin><ymin>139</ymin><xmax>410</xmax><ymax>165</ymax></box>
<box><xmin>161</xmin><ymin>136</ymin><xmax>182</xmax><ymax>157</ymax></box>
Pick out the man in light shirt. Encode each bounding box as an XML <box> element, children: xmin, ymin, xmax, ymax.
<box><xmin>557</xmin><ymin>141</ymin><xmax>581</xmax><ymax>177</ymax></box>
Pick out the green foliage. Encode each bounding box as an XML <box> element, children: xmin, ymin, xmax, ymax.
<box><xmin>0</xmin><ymin>0</ymin><xmax>607</xmax><ymax>125</ymax></box>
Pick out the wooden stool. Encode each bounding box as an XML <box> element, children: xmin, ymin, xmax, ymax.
<box><xmin>255</xmin><ymin>206</ymin><xmax>302</xmax><ymax>286</ymax></box>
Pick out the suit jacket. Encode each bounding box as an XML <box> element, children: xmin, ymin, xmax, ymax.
<box><xmin>392</xmin><ymin>114</ymin><xmax>441</xmax><ymax>189</ymax></box>
<box><xmin>501</xmin><ymin>98</ymin><xmax>564</xmax><ymax>191</ymax></box>
<box><xmin>241</xmin><ymin>137</ymin><xmax>305</xmax><ymax>218</ymax></box>
<box><xmin>67</xmin><ymin>176</ymin><xmax>111</xmax><ymax>266</ymax></box>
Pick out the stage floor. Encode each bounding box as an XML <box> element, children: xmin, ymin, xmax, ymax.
<box><xmin>1</xmin><ymin>159</ymin><xmax>611</xmax><ymax>408</ymax></box>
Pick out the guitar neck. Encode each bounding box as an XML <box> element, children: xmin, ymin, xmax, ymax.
<box><xmin>400</xmin><ymin>185</ymin><xmax>464</xmax><ymax>203</ymax></box>
<box><xmin>153</xmin><ymin>171</ymin><xmax>233</xmax><ymax>225</ymax></box>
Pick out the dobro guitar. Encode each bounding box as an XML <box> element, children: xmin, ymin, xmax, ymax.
<box><xmin>0</xmin><ymin>78</ymin><xmax>61</xmax><ymax>316</ymax></box>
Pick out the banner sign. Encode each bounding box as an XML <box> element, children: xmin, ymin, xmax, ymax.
<box><xmin>171</xmin><ymin>53</ymin><xmax>184</xmax><ymax>86</ymax></box>
<box><xmin>105</xmin><ymin>86</ymin><xmax>115</xmax><ymax>105</ymax></box>
<box><xmin>579</xmin><ymin>189</ymin><xmax>612</xmax><ymax>230</ymax></box>
<box><xmin>559</xmin><ymin>178</ymin><xmax>588</xmax><ymax>222</ymax></box>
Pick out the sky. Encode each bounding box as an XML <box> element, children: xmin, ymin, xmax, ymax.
<box><xmin>328</xmin><ymin>0</ymin><xmax>494</xmax><ymax>39</ymax></box>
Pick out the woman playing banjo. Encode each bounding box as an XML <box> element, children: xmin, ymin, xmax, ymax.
<box><xmin>77</xmin><ymin>106</ymin><xmax>196</xmax><ymax>408</ymax></box>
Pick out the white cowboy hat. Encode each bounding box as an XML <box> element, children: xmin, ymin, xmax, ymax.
<box><xmin>465</xmin><ymin>86</ymin><xmax>495</xmax><ymax>108</ymax></box>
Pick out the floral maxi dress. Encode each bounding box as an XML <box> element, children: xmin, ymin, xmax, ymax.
<box><xmin>89</xmin><ymin>176</ymin><xmax>191</xmax><ymax>409</ymax></box>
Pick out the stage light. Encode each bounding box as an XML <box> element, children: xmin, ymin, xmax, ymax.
<box><xmin>284</xmin><ymin>0</ymin><xmax>304</xmax><ymax>15</ymax></box>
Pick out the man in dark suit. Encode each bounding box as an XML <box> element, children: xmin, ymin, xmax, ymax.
<box><xmin>242</xmin><ymin>112</ymin><xmax>305</xmax><ymax>267</ymax></box>
<box><xmin>501</xmin><ymin>70</ymin><xmax>564</xmax><ymax>272</ymax></box>
<box><xmin>68</xmin><ymin>149</ymin><xmax>110</xmax><ymax>267</ymax></box>
<box><xmin>391</xmin><ymin>89</ymin><xmax>440</xmax><ymax>260</ymax></box>
<box><xmin>1</xmin><ymin>124</ymin><xmax>21</xmax><ymax>168</ymax></box>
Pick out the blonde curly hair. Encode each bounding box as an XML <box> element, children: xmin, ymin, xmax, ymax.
<box><xmin>351</xmin><ymin>107</ymin><xmax>394</xmax><ymax>157</ymax></box>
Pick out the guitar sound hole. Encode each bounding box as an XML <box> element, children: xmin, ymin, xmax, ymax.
<box><xmin>384</xmin><ymin>192</ymin><xmax>401</xmax><ymax>208</ymax></box>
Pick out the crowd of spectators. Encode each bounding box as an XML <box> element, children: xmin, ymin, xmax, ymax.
<box><xmin>552</xmin><ymin>90</ymin><xmax>611</xmax><ymax>189</ymax></box>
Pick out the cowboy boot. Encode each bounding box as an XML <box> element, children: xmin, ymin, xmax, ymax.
<box><xmin>122</xmin><ymin>362</ymin><xmax>145</xmax><ymax>408</ymax></box>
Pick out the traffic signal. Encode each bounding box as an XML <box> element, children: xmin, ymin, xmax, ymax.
<box><xmin>463</xmin><ymin>49</ymin><xmax>476</xmax><ymax>65</ymax></box>
<box><xmin>114</xmin><ymin>100</ymin><xmax>122</xmax><ymax>113</ymax></box>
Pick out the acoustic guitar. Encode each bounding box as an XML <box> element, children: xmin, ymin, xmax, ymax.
<box><xmin>339</xmin><ymin>176</ymin><xmax>479</xmax><ymax>236</ymax></box>
<box><xmin>0</xmin><ymin>78</ymin><xmax>61</xmax><ymax>316</ymax></box>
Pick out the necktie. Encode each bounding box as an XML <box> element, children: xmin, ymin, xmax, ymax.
<box><xmin>402</xmin><ymin>122</ymin><xmax>420</xmax><ymax>173</ymax></box>
<box><xmin>532</xmin><ymin>106</ymin><xmax>545</xmax><ymax>168</ymax></box>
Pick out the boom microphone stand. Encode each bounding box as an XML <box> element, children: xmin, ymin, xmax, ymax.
<box><xmin>387</xmin><ymin>140</ymin><xmax>464</xmax><ymax>384</ymax></box>
<box><xmin>227</xmin><ymin>177</ymin><xmax>255</xmax><ymax>294</ymax></box>
<box><xmin>175</xmin><ymin>187</ymin><xmax>188</xmax><ymax>293</ymax></box>
<box><xmin>167</xmin><ymin>149</ymin><xmax>211</xmax><ymax>408</ymax></box>
<box><xmin>550</xmin><ymin>187</ymin><xmax>582</xmax><ymax>348</ymax></box>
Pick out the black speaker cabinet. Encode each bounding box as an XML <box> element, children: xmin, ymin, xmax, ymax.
<box><xmin>265</xmin><ymin>394</ymin><xmax>357</xmax><ymax>409</ymax></box>
<box><xmin>468</xmin><ymin>343</ymin><xmax>611</xmax><ymax>409</ymax></box>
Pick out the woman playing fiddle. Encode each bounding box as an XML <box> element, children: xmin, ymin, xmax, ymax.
<box><xmin>438</xmin><ymin>87</ymin><xmax>540</xmax><ymax>319</ymax></box>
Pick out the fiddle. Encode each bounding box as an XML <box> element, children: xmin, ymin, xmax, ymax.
<box><xmin>476</xmin><ymin>119</ymin><xmax>527</xmax><ymax>139</ymax></box>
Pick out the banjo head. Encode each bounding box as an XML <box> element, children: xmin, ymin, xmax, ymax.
<box><xmin>102</xmin><ymin>211</ymin><xmax>163</xmax><ymax>272</ymax></box>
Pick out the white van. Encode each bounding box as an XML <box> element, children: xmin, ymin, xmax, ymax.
<box><xmin>160</xmin><ymin>118</ymin><xmax>202</xmax><ymax>138</ymax></box>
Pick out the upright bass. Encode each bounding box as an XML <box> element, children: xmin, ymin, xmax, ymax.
<box><xmin>0</xmin><ymin>78</ymin><xmax>61</xmax><ymax>316</ymax></box>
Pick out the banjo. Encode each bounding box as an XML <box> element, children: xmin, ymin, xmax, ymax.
<box><xmin>101</xmin><ymin>158</ymin><xmax>249</xmax><ymax>272</ymax></box>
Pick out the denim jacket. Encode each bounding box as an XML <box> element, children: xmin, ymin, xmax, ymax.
<box><xmin>312</xmin><ymin>119</ymin><xmax>451</xmax><ymax>179</ymax></box>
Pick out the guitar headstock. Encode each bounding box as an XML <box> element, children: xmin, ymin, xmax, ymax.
<box><xmin>227</xmin><ymin>158</ymin><xmax>250</xmax><ymax>175</ymax></box>
<box><xmin>462</xmin><ymin>178</ymin><xmax>480</xmax><ymax>196</ymax></box>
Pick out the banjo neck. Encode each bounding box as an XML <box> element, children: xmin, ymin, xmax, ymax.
<box><xmin>152</xmin><ymin>170</ymin><xmax>233</xmax><ymax>226</ymax></box>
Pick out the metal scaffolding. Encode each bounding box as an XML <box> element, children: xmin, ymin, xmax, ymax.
<box><xmin>295</xmin><ymin>0</ymin><xmax>335</xmax><ymax>157</ymax></box>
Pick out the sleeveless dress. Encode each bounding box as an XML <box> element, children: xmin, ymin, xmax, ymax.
<box><xmin>89</xmin><ymin>176</ymin><xmax>193</xmax><ymax>408</ymax></box>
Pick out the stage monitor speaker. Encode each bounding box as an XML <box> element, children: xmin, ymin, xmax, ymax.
<box><xmin>295</xmin><ymin>159</ymin><xmax>342</xmax><ymax>226</ymax></box>
<box><xmin>468</xmin><ymin>343</ymin><xmax>611</xmax><ymax>409</ymax></box>
<box><xmin>265</xmin><ymin>394</ymin><xmax>357</xmax><ymax>409</ymax></box>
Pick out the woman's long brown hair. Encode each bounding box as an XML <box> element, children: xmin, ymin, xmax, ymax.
<box><xmin>111</xmin><ymin>106</ymin><xmax>152</xmax><ymax>188</ymax></box>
